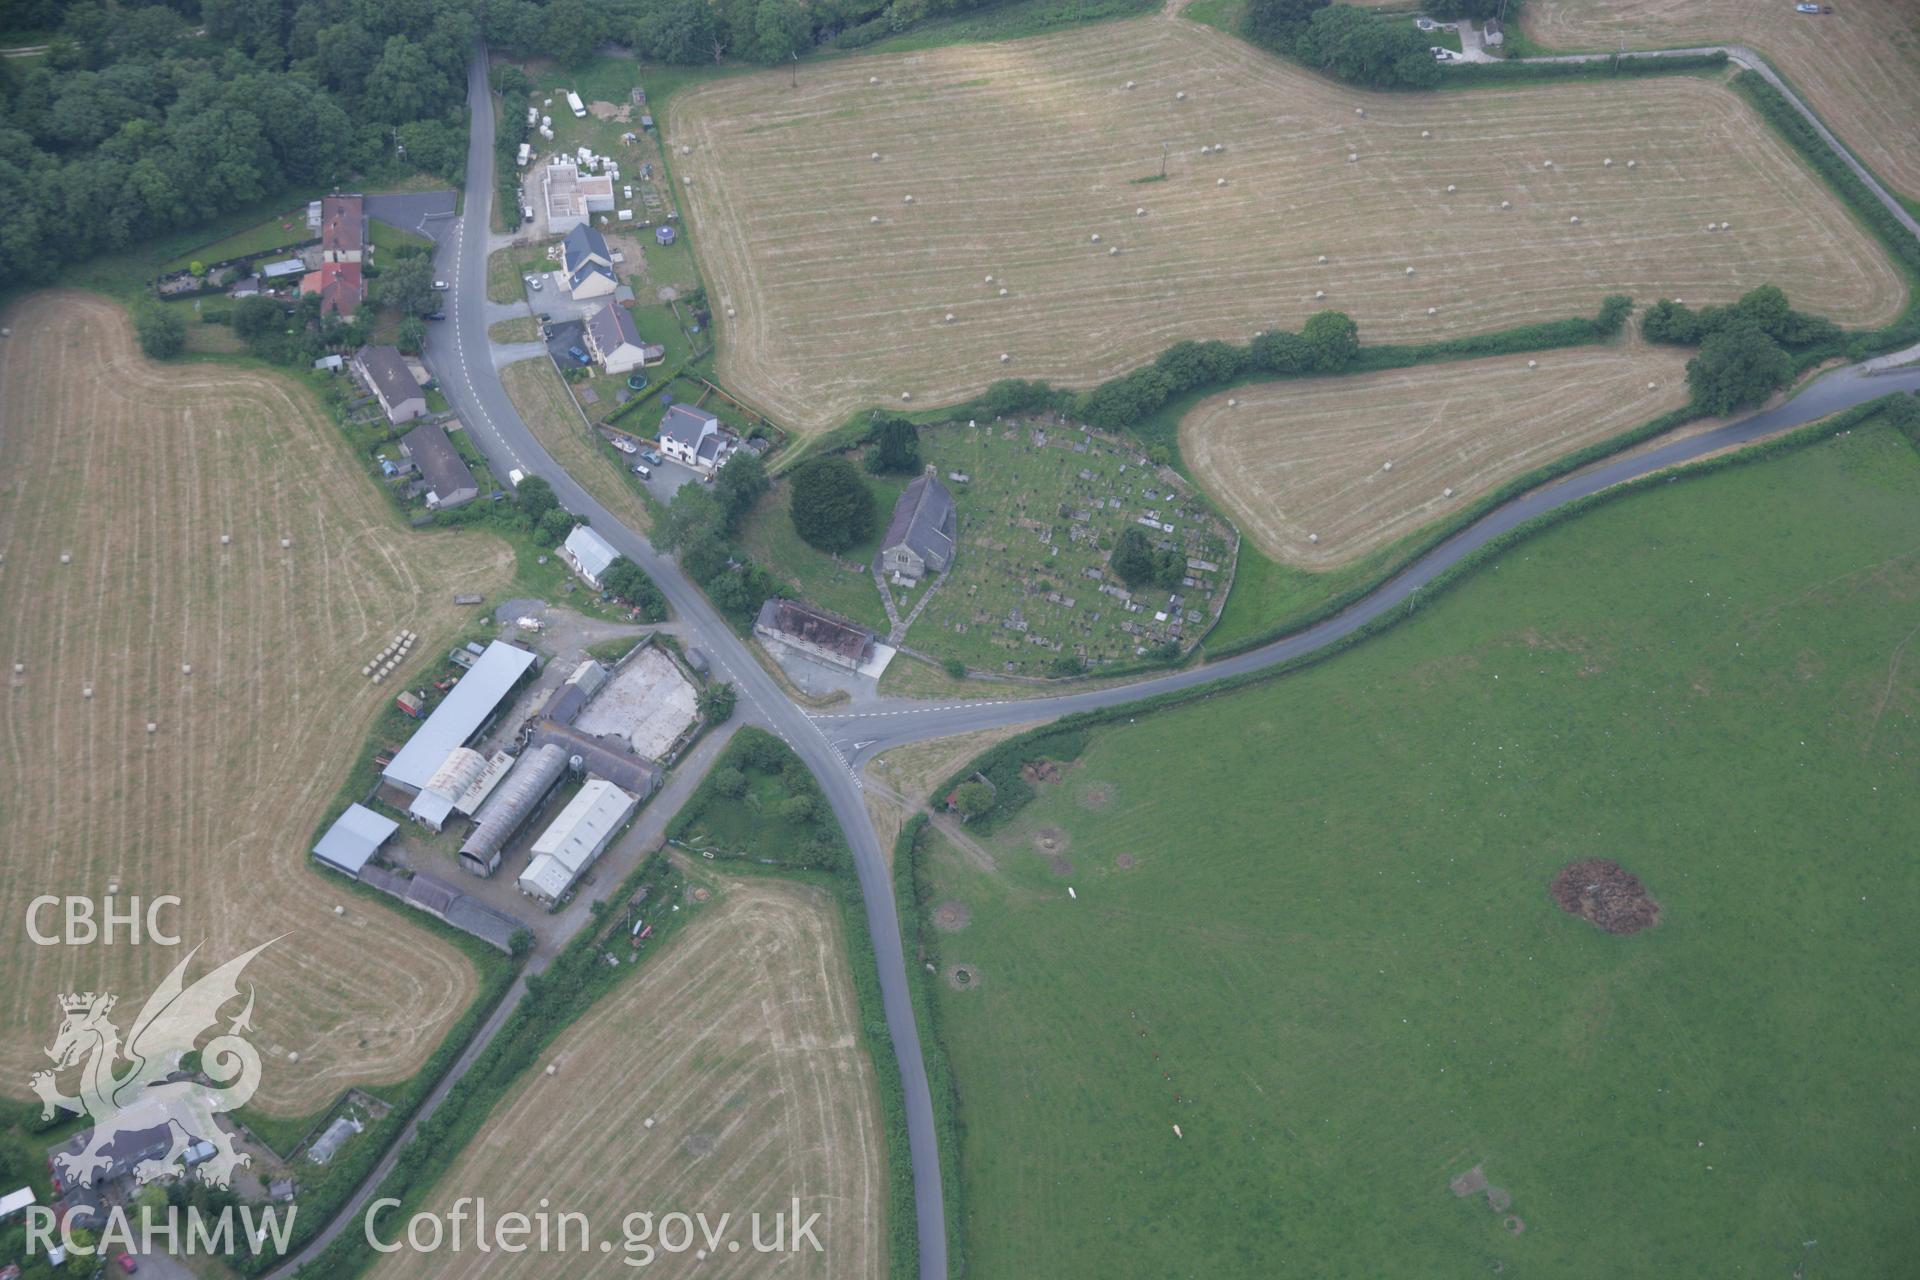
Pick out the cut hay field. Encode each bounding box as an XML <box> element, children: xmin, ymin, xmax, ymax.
<box><xmin>668</xmin><ymin>17</ymin><xmax>1905</xmax><ymax>433</ymax></box>
<box><xmin>914</xmin><ymin>417</ymin><xmax>1920</xmax><ymax>1276</ymax></box>
<box><xmin>1181</xmin><ymin>339</ymin><xmax>1695</xmax><ymax>569</ymax></box>
<box><xmin>0</xmin><ymin>292</ymin><xmax>513</xmax><ymax>1116</ymax></box>
<box><xmin>1524</xmin><ymin>0</ymin><xmax>1920</xmax><ymax>203</ymax></box>
<box><xmin>367</xmin><ymin>874</ymin><xmax>885</xmax><ymax>1280</ymax></box>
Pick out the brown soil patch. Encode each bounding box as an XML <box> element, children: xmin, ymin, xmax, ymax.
<box><xmin>1078</xmin><ymin>782</ymin><xmax>1114</xmax><ymax>809</ymax></box>
<box><xmin>1114</xmin><ymin>852</ymin><xmax>1138</xmax><ymax>870</ymax></box>
<box><xmin>682</xmin><ymin>1131</ymin><xmax>716</xmax><ymax>1158</ymax></box>
<box><xmin>1449</xmin><ymin>1165</ymin><xmax>1489</xmax><ymax>1197</ymax></box>
<box><xmin>933</xmin><ymin>900</ymin><xmax>972</xmax><ymax>932</ymax></box>
<box><xmin>692</xmin><ymin>886</ymin><xmax>713</xmax><ymax>902</ymax></box>
<box><xmin>1551</xmin><ymin>858</ymin><xmax>1661</xmax><ymax>935</ymax></box>
<box><xmin>587</xmin><ymin>100</ymin><xmax>631</xmax><ymax>122</ymax></box>
<box><xmin>1504</xmin><ymin>1216</ymin><xmax>1526</xmax><ymax>1236</ymax></box>
<box><xmin>946</xmin><ymin>964</ymin><xmax>982</xmax><ymax>991</ymax></box>
<box><xmin>1034</xmin><ymin>827</ymin><xmax>1071</xmax><ymax>854</ymax></box>
<box><xmin>1048</xmin><ymin>855</ymin><xmax>1076</xmax><ymax>878</ymax></box>
<box><xmin>1022</xmin><ymin>759</ymin><xmax>1064</xmax><ymax>785</ymax></box>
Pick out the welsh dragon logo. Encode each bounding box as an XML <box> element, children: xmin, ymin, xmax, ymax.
<box><xmin>32</xmin><ymin>941</ymin><xmax>275</xmax><ymax>1190</ymax></box>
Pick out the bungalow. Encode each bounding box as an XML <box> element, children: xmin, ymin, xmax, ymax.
<box><xmin>1482</xmin><ymin>16</ymin><xmax>1504</xmax><ymax>46</ymax></box>
<box><xmin>353</xmin><ymin>345</ymin><xmax>428</xmax><ymax>424</ymax></box>
<box><xmin>545</xmin><ymin>161</ymin><xmax>616</xmax><ymax>237</ymax></box>
<box><xmin>320</xmin><ymin>194</ymin><xmax>367</xmax><ymax>264</ymax></box>
<box><xmin>583</xmin><ymin>302</ymin><xmax>664</xmax><ymax>376</ymax></box>
<box><xmin>658</xmin><ymin>403</ymin><xmax>738</xmax><ymax>475</ymax></box>
<box><xmin>559</xmin><ymin>223</ymin><xmax>618</xmax><ymax>299</ymax></box>
<box><xmin>561</xmin><ymin>525</ymin><xmax>620</xmax><ymax>589</ymax></box>
<box><xmin>878</xmin><ymin>466</ymin><xmax>958</xmax><ymax>580</ymax></box>
<box><xmin>400</xmin><ymin>422</ymin><xmax>479</xmax><ymax>509</ymax></box>
<box><xmin>300</xmin><ymin>260</ymin><xmax>364</xmax><ymax>318</ymax></box>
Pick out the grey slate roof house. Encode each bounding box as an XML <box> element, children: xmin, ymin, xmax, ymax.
<box><xmin>561</xmin><ymin>224</ymin><xmax>617</xmax><ymax>298</ymax></box>
<box><xmin>878</xmin><ymin>466</ymin><xmax>958</xmax><ymax>580</ymax></box>
<box><xmin>584</xmin><ymin>302</ymin><xmax>663</xmax><ymax>375</ymax></box>
<box><xmin>658</xmin><ymin>403</ymin><xmax>738</xmax><ymax>474</ymax></box>
<box><xmin>353</xmin><ymin>344</ymin><xmax>427</xmax><ymax>424</ymax></box>
<box><xmin>400</xmin><ymin>422</ymin><xmax>479</xmax><ymax>509</ymax></box>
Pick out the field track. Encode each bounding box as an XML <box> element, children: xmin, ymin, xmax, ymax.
<box><xmin>1524</xmin><ymin>0</ymin><xmax>1920</xmax><ymax>203</ymax></box>
<box><xmin>1181</xmin><ymin>340</ymin><xmax>1696</xmax><ymax>568</ymax></box>
<box><xmin>669</xmin><ymin>17</ymin><xmax>1905</xmax><ymax>433</ymax></box>
<box><xmin>0</xmin><ymin>292</ymin><xmax>512</xmax><ymax>1116</ymax></box>
<box><xmin>368</xmin><ymin>874</ymin><xmax>885</xmax><ymax>1279</ymax></box>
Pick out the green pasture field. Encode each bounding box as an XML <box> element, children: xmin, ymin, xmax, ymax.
<box><xmin>915</xmin><ymin>417</ymin><xmax>1920</xmax><ymax>1277</ymax></box>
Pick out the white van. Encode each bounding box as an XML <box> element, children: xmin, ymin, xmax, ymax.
<box><xmin>632</xmin><ymin>464</ymin><xmax>652</xmax><ymax>480</ymax></box>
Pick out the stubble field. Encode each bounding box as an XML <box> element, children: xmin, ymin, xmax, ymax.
<box><xmin>368</xmin><ymin>875</ymin><xmax>885</xmax><ymax>1280</ymax></box>
<box><xmin>668</xmin><ymin>18</ymin><xmax>1904</xmax><ymax>433</ymax></box>
<box><xmin>0</xmin><ymin>293</ymin><xmax>512</xmax><ymax>1115</ymax></box>
<box><xmin>1524</xmin><ymin>0</ymin><xmax>1920</xmax><ymax>202</ymax></box>
<box><xmin>1181</xmin><ymin>339</ymin><xmax>1695</xmax><ymax>568</ymax></box>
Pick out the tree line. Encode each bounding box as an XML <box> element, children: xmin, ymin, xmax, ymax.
<box><xmin>0</xmin><ymin>0</ymin><xmax>477</xmax><ymax>289</ymax></box>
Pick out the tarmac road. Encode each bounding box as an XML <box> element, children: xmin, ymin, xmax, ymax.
<box><xmin>421</xmin><ymin>48</ymin><xmax>955</xmax><ymax>1280</ymax></box>
<box><xmin>390</xmin><ymin>43</ymin><xmax>1920</xmax><ymax>1280</ymax></box>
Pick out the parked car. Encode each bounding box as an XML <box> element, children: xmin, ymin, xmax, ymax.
<box><xmin>115</xmin><ymin>1256</ymin><xmax>138</xmax><ymax>1274</ymax></box>
<box><xmin>1794</xmin><ymin>3</ymin><xmax>1821</xmax><ymax>10</ymax></box>
<box><xmin>432</xmin><ymin>280</ymin><xmax>449</xmax><ymax>290</ymax></box>
<box><xmin>1431</xmin><ymin>46</ymin><xmax>1458</xmax><ymax>60</ymax></box>
<box><xmin>633</xmin><ymin>464</ymin><xmax>652</xmax><ymax>479</ymax></box>
<box><xmin>567</xmin><ymin>345</ymin><xmax>591</xmax><ymax>366</ymax></box>
<box><xmin>640</xmin><ymin>449</ymin><xmax>663</xmax><ymax>466</ymax></box>
<box><xmin>612</xmin><ymin>437</ymin><xmax>638</xmax><ymax>454</ymax></box>
<box><xmin>423</xmin><ymin>311</ymin><xmax>446</xmax><ymax>321</ymax></box>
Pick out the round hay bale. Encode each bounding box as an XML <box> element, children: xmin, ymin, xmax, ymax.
<box><xmin>1091</xmin><ymin>233</ymin><xmax>1101</xmax><ymax>242</ymax></box>
<box><xmin>1603</xmin><ymin>157</ymin><xmax>1613</xmax><ymax>167</ymax></box>
<box><xmin>1347</xmin><ymin>152</ymin><xmax>1358</xmax><ymax>163</ymax></box>
<box><xmin>944</xmin><ymin>312</ymin><xmax>955</xmax><ymax>322</ymax></box>
<box><xmin>82</xmin><ymin>686</ymin><xmax>92</xmax><ymax>699</ymax></box>
<box><xmin>1446</xmin><ymin>184</ymin><xmax>1456</xmax><ymax>194</ymax></box>
<box><xmin>901</xmin><ymin>391</ymin><xmax>912</xmax><ymax>401</ymax></box>
<box><xmin>1355</xmin><ymin>107</ymin><xmax>1365</xmax><ymax>116</ymax></box>
<box><xmin>1427</xmin><ymin>306</ymin><xmax>1437</xmax><ymax>315</ymax></box>
<box><xmin>682</xmin><ymin>175</ymin><xmax>691</xmax><ymax>186</ymax></box>
<box><xmin>1308</xmin><ymin>533</ymin><xmax>1319</xmax><ymax>544</ymax></box>
<box><xmin>1543</xmin><ymin>158</ymin><xmax>1554</xmax><ymax>167</ymax></box>
<box><xmin>998</xmin><ymin>287</ymin><xmax>1008</xmax><ymax>296</ymax></box>
<box><xmin>726</xmin><ymin>306</ymin><xmax>736</xmax><ymax>317</ymax></box>
<box><xmin>1136</xmin><ymin>207</ymin><xmax>1146</xmax><ymax>217</ymax></box>
<box><xmin>870</xmin><ymin>215</ymin><xmax>881</xmax><ymax>224</ymax></box>
<box><xmin>1405</xmin><ymin>265</ymin><xmax>1416</xmax><ymax>275</ymax></box>
<box><xmin>59</xmin><ymin>552</ymin><xmax>70</xmax><ymax>564</ymax></box>
<box><xmin>903</xmin><ymin>193</ymin><xmax>914</xmax><ymax>203</ymax></box>
<box><xmin>681</xmin><ymin>144</ymin><xmax>691</xmax><ymax>155</ymax></box>
<box><xmin>11</xmin><ymin>662</ymin><xmax>21</xmax><ymax>674</ymax></box>
<box><xmin>1627</xmin><ymin>159</ymin><xmax>1637</xmax><ymax>168</ymax></box>
<box><xmin>1500</xmin><ymin>200</ymin><xmax>1511</xmax><ymax>209</ymax></box>
<box><xmin>1527</xmin><ymin>359</ymin><xmax>1538</xmax><ymax>369</ymax></box>
<box><xmin>1176</xmin><ymin>90</ymin><xmax>1187</xmax><ymax>100</ymax></box>
<box><xmin>1647</xmin><ymin>381</ymin><xmax>1657</xmax><ymax>390</ymax></box>
<box><xmin>1570</xmin><ymin>214</ymin><xmax>1580</xmax><ymax>224</ymax></box>
<box><xmin>1199</xmin><ymin>144</ymin><xmax>1211</xmax><ymax>155</ymax></box>
<box><xmin>1314</xmin><ymin>290</ymin><xmax>1325</xmax><ymax>300</ymax></box>
<box><xmin>1443</xmin><ymin>487</ymin><xmax>1454</xmax><ymax>497</ymax></box>
<box><xmin>985</xmin><ymin>274</ymin><xmax>994</xmax><ymax>283</ymax></box>
<box><xmin>1317</xmin><ymin>253</ymin><xmax>1328</xmax><ymax>263</ymax></box>
<box><xmin>1217</xmin><ymin>177</ymin><xmax>1228</xmax><ymax>186</ymax></box>
<box><xmin>219</xmin><ymin>534</ymin><xmax>230</xmax><ymax>545</ymax></box>
<box><xmin>1382</xmin><ymin>460</ymin><xmax>1393</xmax><ymax>472</ymax></box>
<box><xmin>1125</xmin><ymin>80</ymin><xmax>1136</xmax><ymax>89</ymax></box>
<box><xmin>146</xmin><ymin>722</ymin><xmax>157</xmax><ymax>734</ymax></box>
<box><xmin>1000</xmin><ymin>353</ymin><xmax>1010</xmax><ymax>363</ymax></box>
<box><xmin>871</xmin><ymin>151</ymin><xmax>881</xmax><ymax>161</ymax></box>
<box><xmin>1706</xmin><ymin>223</ymin><xmax>1716</xmax><ymax>231</ymax></box>
<box><xmin>181</xmin><ymin>663</ymin><xmax>192</xmax><ymax>675</ymax></box>
<box><xmin>1109</xmin><ymin>245</ymin><xmax>1119</xmax><ymax>255</ymax></box>
<box><xmin>1720</xmin><ymin>221</ymin><xmax>1731</xmax><ymax>230</ymax></box>
<box><xmin>280</xmin><ymin>537</ymin><xmax>291</xmax><ymax>548</ymax></box>
<box><xmin>1421</xmin><ymin>129</ymin><xmax>1432</xmax><ymax>139</ymax></box>
<box><xmin>870</xmin><ymin>75</ymin><xmax>880</xmax><ymax>84</ymax></box>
